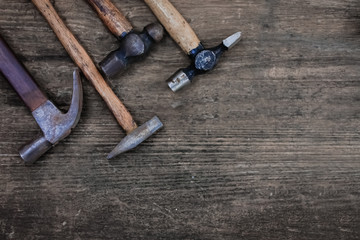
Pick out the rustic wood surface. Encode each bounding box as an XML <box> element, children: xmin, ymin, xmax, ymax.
<box><xmin>1</xmin><ymin>0</ymin><xmax>360</xmax><ymax>239</ymax></box>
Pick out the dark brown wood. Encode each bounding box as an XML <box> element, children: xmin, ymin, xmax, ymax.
<box><xmin>87</xmin><ymin>0</ymin><xmax>133</xmax><ymax>38</ymax></box>
<box><xmin>1</xmin><ymin>0</ymin><xmax>360</xmax><ymax>239</ymax></box>
<box><xmin>0</xmin><ymin>35</ymin><xmax>47</xmax><ymax>111</ymax></box>
<box><xmin>31</xmin><ymin>0</ymin><xmax>137</xmax><ymax>133</ymax></box>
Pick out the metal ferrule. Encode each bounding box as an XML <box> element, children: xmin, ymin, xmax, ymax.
<box><xmin>117</xmin><ymin>31</ymin><xmax>130</xmax><ymax>40</ymax></box>
<box><xmin>167</xmin><ymin>70</ymin><xmax>192</xmax><ymax>92</ymax></box>
<box><xmin>188</xmin><ymin>43</ymin><xmax>205</xmax><ymax>59</ymax></box>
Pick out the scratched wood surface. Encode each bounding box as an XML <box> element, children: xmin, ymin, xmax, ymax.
<box><xmin>0</xmin><ymin>0</ymin><xmax>360</xmax><ymax>239</ymax></box>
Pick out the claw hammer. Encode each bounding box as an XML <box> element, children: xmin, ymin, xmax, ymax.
<box><xmin>144</xmin><ymin>0</ymin><xmax>242</xmax><ymax>92</ymax></box>
<box><xmin>31</xmin><ymin>0</ymin><xmax>163</xmax><ymax>159</ymax></box>
<box><xmin>0</xmin><ymin>35</ymin><xmax>83</xmax><ymax>164</ymax></box>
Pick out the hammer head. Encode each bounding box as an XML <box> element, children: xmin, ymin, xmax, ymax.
<box><xmin>100</xmin><ymin>23</ymin><xmax>164</xmax><ymax>78</ymax></box>
<box><xmin>107</xmin><ymin>116</ymin><xmax>163</xmax><ymax>159</ymax></box>
<box><xmin>167</xmin><ymin>32</ymin><xmax>242</xmax><ymax>92</ymax></box>
<box><xmin>19</xmin><ymin>69</ymin><xmax>83</xmax><ymax>164</ymax></box>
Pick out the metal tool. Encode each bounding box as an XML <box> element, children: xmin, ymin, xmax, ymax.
<box><xmin>87</xmin><ymin>0</ymin><xmax>164</xmax><ymax>78</ymax></box>
<box><xmin>144</xmin><ymin>0</ymin><xmax>242</xmax><ymax>92</ymax></box>
<box><xmin>0</xmin><ymin>35</ymin><xmax>83</xmax><ymax>164</ymax></box>
<box><xmin>31</xmin><ymin>0</ymin><xmax>163</xmax><ymax>159</ymax></box>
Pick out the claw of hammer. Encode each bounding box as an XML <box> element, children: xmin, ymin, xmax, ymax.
<box><xmin>19</xmin><ymin>70</ymin><xmax>83</xmax><ymax>163</ymax></box>
<box><xmin>0</xmin><ymin>35</ymin><xmax>83</xmax><ymax>164</ymax></box>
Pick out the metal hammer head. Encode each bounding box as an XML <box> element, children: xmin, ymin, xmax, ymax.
<box><xmin>107</xmin><ymin>116</ymin><xmax>163</xmax><ymax>159</ymax></box>
<box><xmin>19</xmin><ymin>69</ymin><xmax>83</xmax><ymax>164</ymax></box>
<box><xmin>100</xmin><ymin>23</ymin><xmax>164</xmax><ymax>78</ymax></box>
<box><xmin>167</xmin><ymin>32</ymin><xmax>242</xmax><ymax>92</ymax></box>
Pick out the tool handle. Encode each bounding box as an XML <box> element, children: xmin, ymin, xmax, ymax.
<box><xmin>32</xmin><ymin>0</ymin><xmax>137</xmax><ymax>133</ymax></box>
<box><xmin>87</xmin><ymin>0</ymin><xmax>133</xmax><ymax>38</ymax></box>
<box><xmin>0</xmin><ymin>35</ymin><xmax>48</xmax><ymax>111</ymax></box>
<box><xmin>144</xmin><ymin>0</ymin><xmax>201</xmax><ymax>55</ymax></box>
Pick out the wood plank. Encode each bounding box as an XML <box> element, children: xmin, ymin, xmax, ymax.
<box><xmin>0</xmin><ymin>0</ymin><xmax>360</xmax><ymax>239</ymax></box>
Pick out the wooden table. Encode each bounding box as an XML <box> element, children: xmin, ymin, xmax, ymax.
<box><xmin>1</xmin><ymin>0</ymin><xmax>360</xmax><ymax>239</ymax></box>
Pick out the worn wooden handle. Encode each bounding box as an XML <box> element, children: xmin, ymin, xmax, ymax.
<box><xmin>31</xmin><ymin>0</ymin><xmax>137</xmax><ymax>133</ymax></box>
<box><xmin>87</xmin><ymin>0</ymin><xmax>133</xmax><ymax>38</ymax></box>
<box><xmin>144</xmin><ymin>0</ymin><xmax>201</xmax><ymax>55</ymax></box>
<box><xmin>0</xmin><ymin>35</ymin><xmax>48</xmax><ymax>111</ymax></box>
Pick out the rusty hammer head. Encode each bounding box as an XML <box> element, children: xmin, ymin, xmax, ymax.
<box><xmin>86</xmin><ymin>0</ymin><xmax>164</xmax><ymax>78</ymax></box>
<box><xmin>167</xmin><ymin>32</ymin><xmax>242</xmax><ymax>92</ymax></box>
<box><xmin>19</xmin><ymin>70</ymin><xmax>83</xmax><ymax>163</ymax></box>
<box><xmin>100</xmin><ymin>23</ymin><xmax>164</xmax><ymax>78</ymax></box>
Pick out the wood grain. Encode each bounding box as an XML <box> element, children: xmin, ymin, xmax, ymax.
<box><xmin>87</xmin><ymin>0</ymin><xmax>133</xmax><ymax>38</ymax></box>
<box><xmin>144</xmin><ymin>0</ymin><xmax>201</xmax><ymax>54</ymax></box>
<box><xmin>1</xmin><ymin>0</ymin><xmax>360</xmax><ymax>239</ymax></box>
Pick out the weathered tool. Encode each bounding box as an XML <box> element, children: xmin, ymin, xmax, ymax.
<box><xmin>31</xmin><ymin>0</ymin><xmax>163</xmax><ymax>159</ymax></box>
<box><xmin>87</xmin><ymin>0</ymin><xmax>164</xmax><ymax>78</ymax></box>
<box><xmin>144</xmin><ymin>0</ymin><xmax>242</xmax><ymax>92</ymax></box>
<box><xmin>0</xmin><ymin>35</ymin><xmax>83</xmax><ymax>164</ymax></box>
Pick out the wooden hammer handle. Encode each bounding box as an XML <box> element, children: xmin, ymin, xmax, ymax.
<box><xmin>31</xmin><ymin>0</ymin><xmax>137</xmax><ymax>133</ymax></box>
<box><xmin>87</xmin><ymin>0</ymin><xmax>133</xmax><ymax>38</ymax></box>
<box><xmin>0</xmin><ymin>35</ymin><xmax>48</xmax><ymax>112</ymax></box>
<box><xmin>144</xmin><ymin>0</ymin><xmax>201</xmax><ymax>55</ymax></box>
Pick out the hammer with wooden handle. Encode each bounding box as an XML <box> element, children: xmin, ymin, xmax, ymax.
<box><xmin>144</xmin><ymin>0</ymin><xmax>241</xmax><ymax>92</ymax></box>
<box><xmin>0</xmin><ymin>35</ymin><xmax>83</xmax><ymax>164</ymax></box>
<box><xmin>31</xmin><ymin>0</ymin><xmax>163</xmax><ymax>159</ymax></box>
<box><xmin>87</xmin><ymin>0</ymin><xmax>164</xmax><ymax>78</ymax></box>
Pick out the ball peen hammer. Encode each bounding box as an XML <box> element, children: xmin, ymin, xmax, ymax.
<box><xmin>87</xmin><ymin>0</ymin><xmax>164</xmax><ymax>78</ymax></box>
<box><xmin>144</xmin><ymin>0</ymin><xmax>242</xmax><ymax>92</ymax></box>
<box><xmin>0</xmin><ymin>35</ymin><xmax>83</xmax><ymax>164</ymax></box>
<box><xmin>31</xmin><ymin>0</ymin><xmax>163</xmax><ymax>159</ymax></box>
